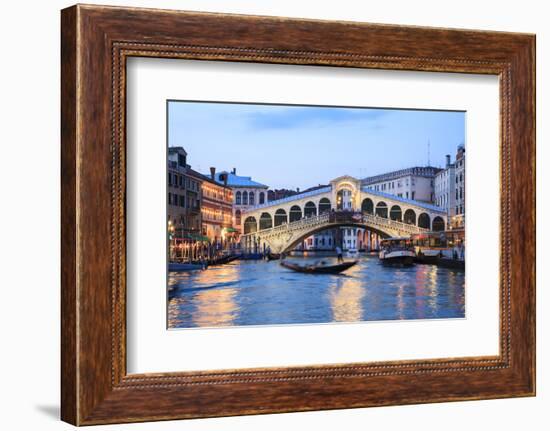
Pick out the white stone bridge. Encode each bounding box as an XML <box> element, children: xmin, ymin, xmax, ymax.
<box><xmin>240</xmin><ymin>175</ymin><xmax>447</xmax><ymax>254</ymax></box>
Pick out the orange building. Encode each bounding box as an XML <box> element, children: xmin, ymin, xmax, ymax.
<box><xmin>189</xmin><ymin>167</ymin><xmax>233</xmax><ymax>247</ymax></box>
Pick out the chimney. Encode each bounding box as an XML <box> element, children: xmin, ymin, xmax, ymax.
<box><xmin>232</xmin><ymin>167</ymin><xmax>236</xmax><ymax>175</ymax></box>
<box><xmin>445</xmin><ymin>154</ymin><xmax>451</xmax><ymax>167</ymax></box>
<box><xmin>210</xmin><ymin>167</ymin><xmax>215</xmax><ymax>180</ymax></box>
<box><xmin>223</xmin><ymin>174</ymin><xmax>228</xmax><ymax>186</ymax></box>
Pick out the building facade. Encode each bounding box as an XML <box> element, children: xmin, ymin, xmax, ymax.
<box><xmin>214</xmin><ymin>169</ymin><xmax>268</xmax><ymax>232</ymax></box>
<box><xmin>302</xmin><ymin>229</ymin><xmax>335</xmax><ymax>251</ymax></box>
<box><xmin>433</xmin><ymin>145</ymin><xmax>465</xmax><ymax>229</ymax></box>
<box><xmin>167</xmin><ymin>147</ymin><xmax>202</xmax><ymax>236</ymax></box>
<box><xmin>453</xmin><ymin>145</ymin><xmax>466</xmax><ymax>228</ymax></box>
<box><xmin>189</xmin><ymin>167</ymin><xmax>234</xmax><ymax>247</ymax></box>
<box><xmin>342</xmin><ymin>227</ymin><xmax>364</xmax><ymax>250</ymax></box>
<box><xmin>361</xmin><ymin>166</ymin><xmax>440</xmax><ymax>203</ymax></box>
<box><xmin>434</xmin><ymin>154</ymin><xmax>456</xmax><ymax>227</ymax></box>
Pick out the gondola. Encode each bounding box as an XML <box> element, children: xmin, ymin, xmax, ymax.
<box><xmin>209</xmin><ymin>254</ymin><xmax>239</xmax><ymax>266</ymax></box>
<box><xmin>280</xmin><ymin>260</ymin><xmax>358</xmax><ymax>274</ymax></box>
<box><xmin>168</xmin><ymin>262</ymin><xmax>207</xmax><ymax>272</ymax></box>
<box><xmin>266</xmin><ymin>253</ymin><xmax>281</xmax><ymax>261</ymax></box>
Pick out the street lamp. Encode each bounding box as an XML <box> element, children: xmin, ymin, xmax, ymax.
<box><xmin>168</xmin><ymin>220</ymin><xmax>176</xmax><ymax>260</ymax></box>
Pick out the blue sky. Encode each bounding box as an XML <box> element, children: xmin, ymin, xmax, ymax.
<box><xmin>168</xmin><ymin>101</ymin><xmax>465</xmax><ymax>190</ymax></box>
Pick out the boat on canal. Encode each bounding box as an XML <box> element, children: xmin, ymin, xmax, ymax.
<box><xmin>209</xmin><ymin>254</ymin><xmax>239</xmax><ymax>266</ymax></box>
<box><xmin>168</xmin><ymin>262</ymin><xmax>207</xmax><ymax>272</ymax></box>
<box><xmin>266</xmin><ymin>252</ymin><xmax>281</xmax><ymax>261</ymax></box>
<box><xmin>411</xmin><ymin>229</ymin><xmax>465</xmax><ymax>269</ymax></box>
<box><xmin>280</xmin><ymin>259</ymin><xmax>358</xmax><ymax>274</ymax></box>
<box><xmin>346</xmin><ymin>248</ymin><xmax>359</xmax><ymax>258</ymax></box>
<box><xmin>378</xmin><ymin>237</ymin><xmax>415</xmax><ymax>266</ymax></box>
<box><xmin>239</xmin><ymin>252</ymin><xmax>264</xmax><ymax>260</ymax></box>
<box><xmin>168</xmin><ymin>254</ymin><xmax>239</xmax><ymax>271</ymax></box>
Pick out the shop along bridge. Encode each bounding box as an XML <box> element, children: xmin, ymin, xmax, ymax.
<box><xmin>239</xmin><ymin>175</ymin><xmax>447</xmax><ymax>254</ymax></box>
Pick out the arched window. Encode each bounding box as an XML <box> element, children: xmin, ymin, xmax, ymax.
<box><xmin>304</xmin><ymin>201</ymin><xmax>317</xmax><ymax>217</ymax></box>
<box><xmin>404</xmin><ymin>209</ymin><xmax>416</xmax><ymax>225</ymax></box>
<box><xmin>418</xmin><ymin>213</ymin><xmax>430</xmax><ymax>229</ymax></box>
<box><xmin>235</xmin><ymin>209</ymin><xmax>241</xmax><ymax>226</ymax></box>
<box><xmin>259</xmin><ymin>192</ymin><xmax>265</xmax><ymax>204</ymax></box>
<box><xmin>289</xmin><ymin>205</ymin><xmax>302</xmax><ymax>222</ymax></box>
<box><xmin>336</xmin><ymin>188</ymin><xmax>353</xmax><ymax>210</ymax></box>
<box><xmin>235</xmin><ymin>191</ymin><xmax>241</xmax><ymax>205</ymax></box>
<box><xmin>242</xmin><ymin>191</ymin><xmax>248</xmax><ymax>205</ymax></box>
<box><xmin>243</xmin><ymin>216</ymin><xmax>257</xmax><ymax>234</ymax></box>
<box><xmin>318</xmin><ymin>198</ymin><xmax>331</xmax><ymax>214</ymax></box>
<box><xmin>249</xmin><ymin>191</ymin><xmax>255</xmax><ymax>205</ymax></box>
<box><xmin>274</xmin><ymin>209</ymin><xmax>288</xmax><ymax>226</ymax></box>
<box><xmin>390</xmin><ymin>205</ymin><xmax>402</xmax><ymax>221</ymax></box>
<box><xmin>361</xmin><ymin>198</ymin><xmax>374</xmax><ymax>214</ymax></box>
<box><xmin>259</xmin><ymin>212</ymin><xmax>273</xmax><ymax>230</ymax></box>
<box><xmin>375</xmin><ymin>201</ymin><xmax>388</xmax><ymax>218</ymax></box>
<box><xmin>432</xmin><ymin>216</ymin><xmax>445</xmax><ymax>231</ymax></box>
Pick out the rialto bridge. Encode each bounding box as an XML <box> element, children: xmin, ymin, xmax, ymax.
<box><xmin>240</xmin><ymin>176</ymin><xmax>447</xmax><ymax>254</ymax></box>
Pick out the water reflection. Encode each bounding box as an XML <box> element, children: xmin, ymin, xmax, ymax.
<box><xmin>328</xmin><ymin>264</ymin><xmax>365</xmax><ymax>322</ymax></box>
<box><xmin>396</xmin><ymin>282</ymin><xmax>406</xmax><ymax>320</ymax></box>
<box><xmin>168</xmin><ymin>255</ymin><xmax>465</xmax><ymax>329</ymax></box>
<box><xmin>168</xmin><ymin>265</ymin><xmax>239</xmax><ymax>328</ymax></box>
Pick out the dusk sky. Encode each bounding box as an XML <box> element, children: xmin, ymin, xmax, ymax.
<box><xmin>168</xmin><ymin>101</ymin><xmax>465</xmax><ymax>190</ymax></box>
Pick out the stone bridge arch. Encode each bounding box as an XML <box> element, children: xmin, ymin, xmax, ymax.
<box><xmin>239</xmin><ymin>176</ymin><xmax>447</xmax><ymax>252</ymax></box>
<box><xmin>242</xmin><ymin>211</ymin><xmax>431</xmax><ymax>254</ymax></box>
<box><xmin>281</xmin><ymin>222</ymin><xmax>393</xmax><ymax>253</ymax></box>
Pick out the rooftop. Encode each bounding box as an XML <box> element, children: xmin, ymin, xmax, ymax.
<box><xmin>361</xmin><ymin>166</ymin><xmax>442</xmax><ymax>185</ymax></box>
<box><xmin>435</xmin><ymin>163</ymin><xmax>455</xmax><ymax>176</ymax></box>
<box><xmin>248</xmin><ymin>186</ymin><xmax>332</xmax><ymax>210</ymax></box>
<box><xmin>215</xmin><ymin>171</ymin><xmax>268</xmax><ymax>188</ymax></box>
<box><xmin>168</xmin><ymin>146</ymin><xmax>187</xmax><ymax>155</ymax></box>
<box><xmin>186</xmin><ymin>169</ymin><xmax>231</xmax><ymax>189</ymax></box>
<box><xmin>245</xmin><ymin>183</ymin><xmax>446</xmax><ymax>213</ymax></box>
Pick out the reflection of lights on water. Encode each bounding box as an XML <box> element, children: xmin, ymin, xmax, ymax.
<box><xmin>168</xmin><ymin>257</ymin><xmax>466</xmax><ymax>328</ymax></box>
<box><xmin>192</xmin><ymin>287</ymin><xmax>238</xmax><ymax>327</ymax></box>
<box><xmin>427</xmin><ymin>264</ymin><xmax>438</xmax><ymax>294</ymax></box>
<box><xmin>425</xmin><ymin>265</ymin><xmax>439</xmax><ymax>314</ymax></box>
<box><xmin>169</xmin><ymin>265</ymin><xmax>240</xmax><ymax>328</ymax></box>
<box><xmin>193</xmin><ymin>265</ymin><xmax>239</xmax><ymax>327</ymax></box>
<box><xmin>396</xmin><ymin>283</ymin><xmax>406</xmax><ymax>319</ymax></box>
<box><xmin>328</xmin><ymin>265</ymin><xmax>365</xmax><ymax>322</ymax></box>
<box><xmin>411</xmin><ymin>264</ymin><xmax>439</xmax><ymax>317</ymax></box>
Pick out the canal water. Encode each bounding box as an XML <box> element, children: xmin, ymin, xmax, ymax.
<box><xmin>168</xmin><ymin>254</ymin><xmax>465</xmax><ymax>329</ymax></box>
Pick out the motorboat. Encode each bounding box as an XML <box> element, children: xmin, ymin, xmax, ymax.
<box><xmin>378</xmin><ymin>237</ymin><xmax>415</xmax><ymax>266</ymax></box>
<box><xmin>346</xmin><ymin>248</ymin><xmax>358</xmax><ymax>258</ymax></box>
<box><xmin>410</xmin><ymin>229</ymin><xmax>465</xmax><ymax>270</ymax></box>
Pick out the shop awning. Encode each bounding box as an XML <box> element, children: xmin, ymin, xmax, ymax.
<box><xmin>174</xmin><ymin>234</ymin><xmax>210</xmax><ymax>242</ymax></box>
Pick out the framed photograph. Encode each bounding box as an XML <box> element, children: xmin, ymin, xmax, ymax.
<box><xmin>61</xmin><ymin>4</ymin><xmax>535</xmax><ymax>425</ymax></box>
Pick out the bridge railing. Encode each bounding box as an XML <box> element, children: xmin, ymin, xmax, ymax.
<box><xmin>263</xmin><ymin>212</ymin><xmax>330</xmax><ymax>235</ymax></box>
<box><xmin>361</xmin><ymin>213</ymin><xmax>430</xmax><ymax>235</ymax></box>
<box><xmin>243</xmin><ymin>210</ymin><xmax>429</xmax><ymax>238</ymax></box>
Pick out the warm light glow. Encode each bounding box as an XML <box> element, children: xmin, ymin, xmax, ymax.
<box><xmin>328</xmin><ymin>264</ymin><xmax>364</xmax><ymax>322</ymax></box>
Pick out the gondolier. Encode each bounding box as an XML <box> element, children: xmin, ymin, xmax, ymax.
<box><xmin>335</xmin><ymin>245</ymin><xmax>344</xmax><ymax>263</ymax></box>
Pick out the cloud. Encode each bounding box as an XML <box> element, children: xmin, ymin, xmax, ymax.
<box><xmin>246</xmin><ymin>106</ymin><xmax>387</xmax><ymax>130</ymax></box>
